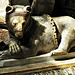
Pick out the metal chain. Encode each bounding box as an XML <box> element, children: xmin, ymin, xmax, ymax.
<box><xmin>43</xmin><ymin>14</ymin><xmax>58</xmax><ymax>48</ymax></box>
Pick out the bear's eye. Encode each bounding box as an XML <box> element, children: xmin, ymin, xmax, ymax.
<box><xmin>22</xmin><ymin>22</ymin><xmax>25</xmax><ymax>26</ymax></box>
<box><xmin>12</xmin><ymin>23</ymin><xmax>17</xmax><ymax>26</ymax></box>
<box><xmin>14</xmin><ymin>23</ymin><xmax>17</xmax><ymax>26</ymax></box>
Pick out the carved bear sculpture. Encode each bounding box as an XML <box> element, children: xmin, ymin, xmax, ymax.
<box><xmin>0</xmin><ymin>5</ymin><xmax>75</xmax><ymax>59</ymax></box>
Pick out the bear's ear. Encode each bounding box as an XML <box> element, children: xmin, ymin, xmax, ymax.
<box><xmin>23</xmin><ymin>5</ymin><xmax>31</xmax><ymax>13</ymax></box>
<box><xmin>6</xmin><ymin>5</ymin><xmax>14</xmax><ymax>14</ymax></box>
<box><xmin>26</xmin><ymin>5</ymin><xmax>31</xmax><ymax>12</ymax></box>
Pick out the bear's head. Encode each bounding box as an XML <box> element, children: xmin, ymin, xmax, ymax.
<box><xmin>6</xmin><ymin>5</ymin><xmax>31</xmax><ymax>39</ymax></box>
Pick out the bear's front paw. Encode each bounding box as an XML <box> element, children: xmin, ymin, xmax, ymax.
<box><xmin>9</xmin><ymin>41</ymin><xmax>21</xmax><ymax>54</ymax></box>
<box><xmin>50</xmin><ymin>49</ymin><xmax>68</xmax><ymax>56</ymax></box>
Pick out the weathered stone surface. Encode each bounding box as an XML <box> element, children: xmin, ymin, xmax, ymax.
<box><xmin>0</xmin><ymin>29</ymin><xmax>9</xmax><ymax>44</ymax></box>
<box><xmin>31</xmin><ymin>0</ymin><xmax>55</xmax><ymax>15</ymax></box>
<box><xmin>0</xmin><ymin>0</ymin><xmax>9</xmax><ymax>24</ymax></box>
<box><xmin>0</xmin><ymin>0</ymin><xmax>55</xmax><ymax>25</ymax></box>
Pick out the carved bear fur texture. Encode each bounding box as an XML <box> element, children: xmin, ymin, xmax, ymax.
<box><xmin>0</xmin><ymin>5</ymin><xmax>75</xmax><ymax>59</ymax></box>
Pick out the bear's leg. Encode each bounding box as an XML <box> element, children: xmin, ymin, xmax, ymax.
<box><xmin>50</xmin><ymin>29</ymin><xmax>74</xmax><ymax>56</ymax></box>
